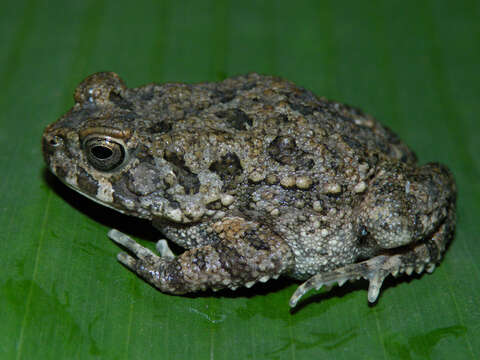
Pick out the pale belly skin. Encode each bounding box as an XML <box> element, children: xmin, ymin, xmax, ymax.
<box><xmin>42</xmin><ymin>72</ymin><xmax>456</xmax><ymax>306</ymax></box>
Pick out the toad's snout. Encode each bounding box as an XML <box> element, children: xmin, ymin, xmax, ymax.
<box><xmin>41</xmin><ymin>128</ymin><xmax>70</xmax><ymax>179</ymax></box>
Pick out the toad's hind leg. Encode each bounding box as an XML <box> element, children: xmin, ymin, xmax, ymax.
<box><xmin>290</xmin><ymin>204</ymin><xmax>456</xmax><ymax>307</ymax></box>
<box><xmin>109</xmin><ymin>217</ymin><xmax>294</xmax><ymax>294</ymax></box>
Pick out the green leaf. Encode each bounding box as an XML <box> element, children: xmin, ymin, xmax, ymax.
<box><xmin>1</xmin><ymin>0</ymin><xmax>478</xmax><ymax>359</ymax></box>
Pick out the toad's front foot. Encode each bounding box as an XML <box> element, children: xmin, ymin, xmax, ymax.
<box><xmin>109</xmin><ymin>229</ymin><xmax>195</xmax><ymax>294</ymax></box>
<box><xmin>108</xmin><ymin>218</ymin><xmax>294</xmax><ymax>295</ymax></box>
<box><xmin>108</xmin><ymin>229</ymin><xmax>167</xmax><ymax>278</ymax></box>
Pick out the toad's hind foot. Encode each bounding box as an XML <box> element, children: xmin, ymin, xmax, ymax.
<box><xmin>289</xmin><ymin>246</ymin><xmax>441</xmax><ymax>307</ymax></box>
<box><xmin>289</xmin><ymin>255</ymin><xmax>400</xmax><ymax>307</ymax></box>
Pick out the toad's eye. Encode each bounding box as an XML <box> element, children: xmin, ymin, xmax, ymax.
<box><xmin>84</xmin><ymin>137</ymin><xmax>125</xmax><ymax>171</ymax></box>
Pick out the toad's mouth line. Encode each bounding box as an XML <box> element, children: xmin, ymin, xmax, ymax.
<box><xmin>54</xmin><ymin>171</ymin><xmax>128</xmax><ymax>216</ymax></box>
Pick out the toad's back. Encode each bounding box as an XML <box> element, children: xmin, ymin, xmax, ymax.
<box><xmin>127</xmin><ymin>73</ymin><xmax>417</xmax><ymax>167</ymax></box>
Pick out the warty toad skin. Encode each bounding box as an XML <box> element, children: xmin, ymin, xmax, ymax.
<box><xmin>42</xmin><ymin>72</ymin><xmax>456</xmax><ymax>306</ymax></box>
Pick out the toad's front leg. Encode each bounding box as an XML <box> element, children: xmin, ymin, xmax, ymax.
<box><xmin>108</xmin><ymin>217</ymin><xmax>294</xmax><ymax>294</ymax></box>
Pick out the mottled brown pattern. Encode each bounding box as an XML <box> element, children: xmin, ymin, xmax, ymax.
<box><xmin>42</xmin><ymin>72</ymin><xmax>456</xmax><ymax>306</ymax></box>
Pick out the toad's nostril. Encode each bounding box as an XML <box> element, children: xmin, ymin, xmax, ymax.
<box><xmin>43</xmin><ymin>134</ymin><xmax>63</xmax><ymax>150</ymax></box>
<box><xmin>49</xmin><ymin>135</ymin><xmax>63</xmax><ymax>147</ymax></box>
<box><xmin>42</xmin><ymin>134</ymin><xmax>64</xmax><ymax>162</ymax></box>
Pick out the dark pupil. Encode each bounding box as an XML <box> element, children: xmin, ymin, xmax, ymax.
<box><xmin>91</xmin><ymin>145</ymin><xmax>113</xmax><ymax>159</ymax></box>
